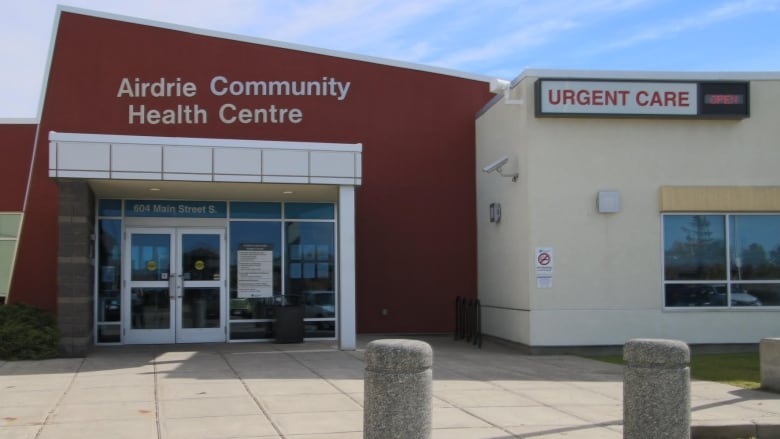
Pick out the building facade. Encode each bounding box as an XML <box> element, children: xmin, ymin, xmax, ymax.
<box><xmin>3</xmin><ymin>7</ymin><xmax>779</xmax><ymax>354</ymax></box>
<box><xmin>477</xmin><ymin>70</ymin><xmax>780</xmax><ymax>348</ymax></box>
<box><xmin>0</xmin><ymin>7</ymin><xmax>495</xmax><ymax>354</ymax></box>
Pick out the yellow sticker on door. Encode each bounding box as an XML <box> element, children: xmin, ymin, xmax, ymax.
<box><xmin>194</xmin><ymin>260</ymin><xmax>205</xmax><ymax>271</ymax></box>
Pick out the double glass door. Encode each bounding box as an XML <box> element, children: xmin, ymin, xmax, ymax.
<box><xmin>123</xmin><ymin>228</ymin><xmax>225</xmax><ymax>344</ymax></box>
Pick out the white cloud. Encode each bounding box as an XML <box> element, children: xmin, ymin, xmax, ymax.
<box><xmin>597</xmin><ymin>0</ymin><xmax>780</xmax><ymax>51</ymax></box>
<box><xmin>0</xmin><ymin>0</ymin><xmax>778</xmax><ymax>117</ymax></box>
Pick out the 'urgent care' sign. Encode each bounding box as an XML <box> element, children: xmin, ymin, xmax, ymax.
<box><xmin>535</xmin><ymin>79</ymin><xmax>749</xmax><ymax>118</ymax></box>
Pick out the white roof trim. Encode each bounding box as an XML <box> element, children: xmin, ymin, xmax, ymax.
<box><xmin>510</xmin><ymin>68</ymin><xmax>780</xmax><ymax>87</ymax></box>
<box><xmin>0</xmin><ymin>118</ymin><xmax>38</xmax><ymax>125</ymax></box>
<box><xmin>56</xmin><ymin>5</ymin><xmax>496</xmax><ymax>84</ymax></box>
<box><xmin>49</xmin><ymin>131</ymin><xmax>362</xmax><ymax>152</ymax></box>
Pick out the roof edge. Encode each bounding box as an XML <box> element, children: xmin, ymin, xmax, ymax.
<box><xmin>0</xmin><ymin>117</ymin><xmax>38</xmax><ymax>125</ymax></box>
<box><xmin>511</xmin><ymin>68</ymin><xmax>780</xmax><ymax>85</ymax></box>
<box><xmin>0</xmin><ymin>118</ymin><xmax>39</xmax><ymax>125</ymax></box>
<box><xmin>57</xmin><ymin>5</ymin><xmax>497</xmax><ymax>84</ymax></box>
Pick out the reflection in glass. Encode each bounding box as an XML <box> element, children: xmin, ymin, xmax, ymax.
<box><xmin>230</xmin><ymin>202</ymin><xmax>281</xmax><ymax>219</ymax></box>
<box><xmin>287</xmin><ymin>221</ymin><xmax>335</xmax><ymax>339</ymax></box>
<box><xmin>131</xmin><ymin>287</ymin><xmax>170</xmax><ymax>329</ymax></box>
<box><xmin>97</xmin><ymin>324</ymin><xmax>121</xmax><ymax>343</ymax></box>
<box><xmin>229</xmin><ymin>222</ymin><xmax>282</xmax><ymax>319</ymax></box>
<box><xmin>182</xmin><ymin>288</ymin><xmax>220</xmax><ymax>328</ymax></box>
<box><xmin>285</xmin><ymin>203</ymin><xmax>335</xmax><ymax>220</ymax></box>
<box><xmin>304</xmin><ymin>323</ymin><xmax>335</xmax><ymax>339</ymax></box>
<box><xmin>181</xmin><ymin>234</ymin><xmax>220</xmax><ymax>281</ymax></box>
<box><xmin>663</xmin><ymin>215</ymin><xmax>726</xmax><ymax>280</ymax></box>
<box><xmin>733</xmin><ymin>284</ymin><xmax>779</xmax><ymax>306</ymax></box>
<box><xmin>98</xmin><ymin>220</ymin><xmax>121</xmax><ymax>322</ymax></box>
<box><xmin>731</xmin><ymin>215</ymin><xmax>780</xmax><ymax>281</ymax></box>
<box><xmin>98</xmin><ymin>199</ymin><xmax>122</xmax><ymax>216</ymax></box>
<box><xmin>130</xmin><ymin>234</ymin><xmax>170</xmax><ymax>281</ymax></box>
<box><xmin>665</xmin><ymin>284</ymin><xmax>727</xmax><ymax>307</ymax></box>
<box><xmin>230</xmin><ymin>322</ymin><xmax>273</xmax><ymax>340</ymax></box>
<box><xmin>286</xmin><ymin>222</ymin><xmax>334</xmax><ymax>296</ymax></box>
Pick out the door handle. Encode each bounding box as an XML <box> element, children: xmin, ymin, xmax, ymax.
<box><xmin>169</xmin><ymin>273</ymin><xmax>176</xmax><ymax>299</ymax></box>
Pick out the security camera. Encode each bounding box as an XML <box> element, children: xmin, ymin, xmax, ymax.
<box><xmin>482</xmin><ymin>156</ymin><xmax>509</xmax><ymax>173</ymax></box>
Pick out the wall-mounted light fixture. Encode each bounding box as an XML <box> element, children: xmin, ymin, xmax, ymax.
<box><xmin>597</xmin><ymin>191</ymin><xmax>621</xmax><ymax>213</ymax></box>
<box><xmin>489</xmin><ymin>203</ymin><xmax>502</xmax><ymax>223</ymax></box>
<box><xmin>482</xmin><ymin>156</ymin><xmax>518</xmax><ymax>182</ymax></box>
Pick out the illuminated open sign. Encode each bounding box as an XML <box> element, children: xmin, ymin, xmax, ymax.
<box><xmin>699</xmin><ymin>82</ymin><xmax>749</xmax><ymax>117</ymax></box>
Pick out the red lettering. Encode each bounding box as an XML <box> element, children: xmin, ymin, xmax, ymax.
<box><xmin>706</xmin><ymin>94</ymin><xmax>741</xmax><ymax>104</ymax></box>
<box><xmin>664</xmin><ymin>91</ymin><xmax>677</xmax><ymax>106</ymax></box>
<box><xmin>636</xmin><ymin>90</ymin><xmax>690</xmax><ymax>107</ymax></box>
<box><xmin>679</xmin><ymin>91</ymin><xmax>690</xmax><ymax>106</ymax></box>
<box><xmin>563</xmin><ymin>89</ymin><xmax>575</xmax><ymax>105</ymax></box>
<box><xmin>636</xmin><ymin>91</ymin><xmax>649</xmax><ymax>106</ymax></box>
<box><xmin>576</xmin><ymin>89</ymin><xmax>590</xmax><ymax>105</ymax></box>
<box><xmin>591</xmin><ymin>90</ymin><xmax>603</xmax><ymax>105</ymax></box>
<box><xmin>650</xmin><ymin>91</ymin><xmax>663</xmax><ymax>106</ymax></box>
<box><xmin>618</xmin><ymin>90</ymin><xmax>629</xmax><ymax>105</ymax></box>
<box><xmin>548</xmin><ymin>89</ymin><xmax>561</xmax><ymax>105</ymax></box>
<box><xmin>550</xmin><ymin>88</ymin><xmax>654</xmax><ymax>108</ymax></box>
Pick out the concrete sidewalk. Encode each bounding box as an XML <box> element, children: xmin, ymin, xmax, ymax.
<box><xmin>1</xmin><ymin>335</ymin><xmax>779</xmax><ymax>438</ymax></box>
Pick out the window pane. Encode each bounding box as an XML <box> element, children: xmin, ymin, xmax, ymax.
<box><xmin>98</xmin><ymin>199</ymin><xmax>122</xmax><ymax>217</ymax></box>
<box><xmin>229</xmin><ymin>221</ymin><xmax>282</xmax><ymax>319</ymax></box>
<box><xmin>665</xmin><ymin>283</ymin><xmax>727</xmax><ymax>307</ymax></box>
<box><xmin>285</xmin><ymin>203</ymin><xmax>335</xmax><ymax>220</ymax></box>
<box><xmin>131</xmin><ymin>287</ymin><xmax>170</xmax><ymax>329</ymax></box>
<box><xmin>181</xmin><ymin>234</ymin><xmax>220</xmax><ymax>281</ymax></box>
<box><xmin>97</xmin><ymin>324</ymin><xmax>121</xmax><ymax>343</ymax></box>
<box><xmin>181</xmin><ymin>287</ymin><xmax>220</xmax><ymax>328</ymax></box>
<box><xmin>130</xmin><ymin>234</ymin><xmax>170</xmax><ymax>281</ymax></box>
<box><xmin>664</xmin><ymin>215</ymin><xmax>726</xmax><ymax>280</ymax></box>
<box><xmin>98</xmin><ymin>220</ymin><xmax>121</xmax><ymax>322</ymax></box>
<box><xmin>733</xmin><ymin>284</ymin><xmax>780</xmax><ymax>307</ymax></box>
<box><xmin>230</xmin><ymin>321</ymin><xmax>273</xmax><ymax>340</ymax></box>
<box><xmin>286</xmin><ymin>221</ymin><xmax>335</xmax><ymax>301</ymax></box>
<box><xmin>0</xmin><ymin>240</ymin><xmax>16</xmax><ymax>295</ymax></box>
<box><xmin>0</xmin><ymin>214</ymin><xmax>21</xmax><ymax>238</ymax></box>
<box><xmin>230</xmin><ymin>202</ymin><xmax>281</xmax><ymax>219</ymax></box>
<box><xmin>731</xmin><ymin>215</ymin><xmax>780</xmax><ymax>281</ymax></box>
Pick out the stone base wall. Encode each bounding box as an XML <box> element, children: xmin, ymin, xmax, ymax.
<box><xmin>57</xmin><ymin>180</ymin><xmax>95</xmax><ymax>357</ymax></box>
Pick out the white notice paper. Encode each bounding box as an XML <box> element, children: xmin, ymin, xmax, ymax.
<box><xmin>237</xmin><ymin>244</ymin><xmax>274</xmax><ymax>298</ymax></box>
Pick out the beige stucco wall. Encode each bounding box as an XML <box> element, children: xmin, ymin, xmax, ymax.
<box><xmin>477</xmin><ymin>73</ymin><xmax>780</xmax><ymax>347</ymax></box>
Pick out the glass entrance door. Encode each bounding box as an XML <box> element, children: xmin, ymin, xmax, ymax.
<box><xmin>124</xmin><ymin>227</ymin><xmax>226</xmax><ymax>344</ymax></box>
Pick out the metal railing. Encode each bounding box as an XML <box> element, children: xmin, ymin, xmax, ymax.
<box><xmin>454</xmin><ymin>296</ymin><xmax>482</xmax><ymax>348</ymax></box>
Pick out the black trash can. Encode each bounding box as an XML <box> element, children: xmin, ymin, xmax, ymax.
<box><xmin>273</xmin><ymin>295</ymin><xmax>304</xmax><ymax>343</ymax></box>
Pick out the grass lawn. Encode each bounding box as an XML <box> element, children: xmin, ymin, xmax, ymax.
<box><xmin>587</xmin><ymin>352</ymin><xmax>762</xmax><ymax>389</ymax></box>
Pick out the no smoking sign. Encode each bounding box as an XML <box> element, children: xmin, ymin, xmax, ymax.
<box><xmin>535</xmin><ymin>247</ymin><xmax>554</xmax><ymax>275</ymax></box>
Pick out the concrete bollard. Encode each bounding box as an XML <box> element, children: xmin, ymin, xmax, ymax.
<box><xmin>623</xmin><ymin>338</ymin><xmax>690</xmax><ymax>439</ymax></box>
<box><xmin>364</xmin><ymin>339</ymin><xmax>433</xmax><ymax>439</ymax></box>
<box><xmin>760</xmin><ymin>337</ymin><xmax>780</xmax><ymax>391</ymax></box>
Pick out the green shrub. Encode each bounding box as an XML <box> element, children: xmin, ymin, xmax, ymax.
<box><xmin>0</xmin><ymin>304</ymin><xmax>60</xmax><ymax>360</ymax></box>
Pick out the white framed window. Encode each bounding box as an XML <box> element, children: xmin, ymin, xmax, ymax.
<box><xmin>663</xmin><ymin>214</ymin><xmax>780</xmax><ymax>308</ymax></box>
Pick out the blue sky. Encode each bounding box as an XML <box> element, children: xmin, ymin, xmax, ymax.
<box><xmin>1</xmin><ymin>0</ymin><xmax>779</xmax><ymax>117</ymax></box>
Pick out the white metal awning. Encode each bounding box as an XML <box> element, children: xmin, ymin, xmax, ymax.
<box><xmin>48</xmin><ymin>132</ymin><xmax>362</xmax><ymax>186</ymax></box>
